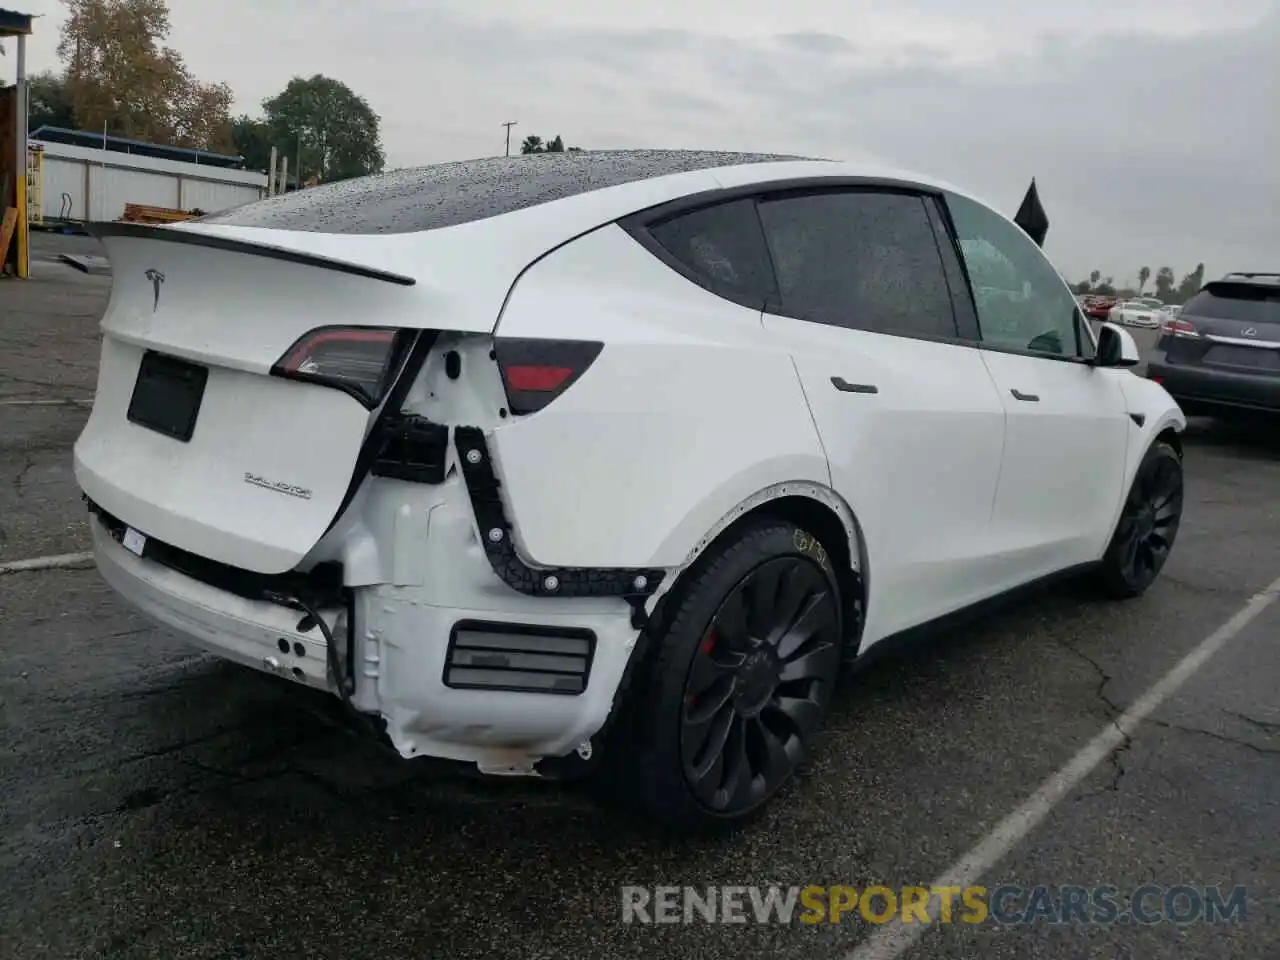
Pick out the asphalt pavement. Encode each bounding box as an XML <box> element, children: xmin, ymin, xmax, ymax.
<box><xmin>1</xmin><ymin>249</ymin><xmax>1277</xmax><ymax>959</ymax></box>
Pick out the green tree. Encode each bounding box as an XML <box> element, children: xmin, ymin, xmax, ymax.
<box><xmin>57</xmin><ymin>0</ymin><xmax>232</xmax><ymax>151</ymax></box>
<box><xmin>1089</xmin><ymin>270</ymin><xmax>1101</xmax><ymax>287</ymax></box>
<box><xmin>27</xmin><ymin>71</ymin><xmax>76</xmax><ymax>129</ymax></box>
<box><xmin>263</xmin><ymin>75</ymin><xmax>385</xmax><ymax>183</ymax></box>
<box><xmin>521</xmin><ymin>133</ymin><xmax>579</xmax><ymax>154</ymax></box>
<box><xmin>231</xmin><ymin>115</ymin><xmax>273</xmax><ymax>172</ymax></box>
<box><xmin>1154</xmin><ymin>266</ymin><xmax>1177</xmax><ymax>300</ymax></box>
<box><xmin>1177</xmin><ymin>263</ymin><xmax>1205</xmax><ymax>301</ymax></box>
<box><xmin>1137</xmin><ymin>266</ymin><xmax>1151</xmax><ymax>294</ymax></box>
<box><xmin>1096</xmin><ymin>278</ymin><xmax>1117</xmax><ymax>296</ymax></box>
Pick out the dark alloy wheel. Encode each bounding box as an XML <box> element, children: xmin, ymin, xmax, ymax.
<box><xmin>1098</xmin><ymin>440</ymin><xmax>1183</xmax><ymax>598</ymax></box>
<box><xmin>603</xmin><ymin>519</ymin><xmax>848</xmax><ymax>832</ymax></box>
<box><xmin>679</xmin><ymin>557</ymin><xmax>842</xmax><ymax>813</ymax></box>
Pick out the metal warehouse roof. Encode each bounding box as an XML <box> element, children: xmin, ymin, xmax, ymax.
<box><xmin>29</xmin><ymin>125</ymin><xmax>245</xmax><ymax>168</ymax></box>
<box><xmin>0</xmin><ymin>8</ymin><xmax>34</xmax><ymax>36</ymax></box>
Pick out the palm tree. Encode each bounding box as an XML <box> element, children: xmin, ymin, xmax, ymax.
<box><xmin>1138</xmin><ymin>266</ymin><xmax>1151</xmax><ymax>294</ymax></box>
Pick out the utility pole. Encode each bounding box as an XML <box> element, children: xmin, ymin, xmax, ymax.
<box><xmin>502</xmin><ymin>121</ymin><xmax>518</xmax><ymax>157</ymax></box>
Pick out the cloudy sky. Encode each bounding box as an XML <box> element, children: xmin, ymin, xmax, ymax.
<box><xmin>13</xmin><ymin>0</ymin><xmax>1279</xmax><ymax>283</ymax></box>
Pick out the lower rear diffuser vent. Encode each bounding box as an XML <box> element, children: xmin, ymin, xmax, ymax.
<box><xmin>443</xmin><ymin>621</ymin><xmax>595</xmax><ymax>696</ymax></box>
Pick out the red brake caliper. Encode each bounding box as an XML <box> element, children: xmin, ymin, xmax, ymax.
<box><xmin>687</xmin><ymin>628</ymin><xmax>718</xmax><ymax>705</ymax></box>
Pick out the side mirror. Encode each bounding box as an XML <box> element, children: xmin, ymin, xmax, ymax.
<box><xmin>1094</xmin><ymin>322</ymin><xmax>1141</xmax><ymax>368</ymax></box>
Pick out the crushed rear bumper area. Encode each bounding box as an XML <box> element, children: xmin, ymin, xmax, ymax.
<box><xmin>92</xmin><ymin>519</ymin><xmax>344</xmax><ymax>691</ymax></box>
<box><xmin>86</xmin><ymin>496</ymin><xmax>645</xmax><ymax>774</ymax></box>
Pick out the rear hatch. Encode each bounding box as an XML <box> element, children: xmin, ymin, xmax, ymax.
<box><xmin>74</xmin><ymin>224</ymin><xmax>482</xmax><ymax>574</ymax></box>
<box><xmin>1159</xmin><ymin>279</ymin><xmax>1280</xmax><ymax>374</ymax></box>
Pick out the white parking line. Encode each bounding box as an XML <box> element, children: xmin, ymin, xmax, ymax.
<box><xmin>0</xmin><ymin>552</ymin><xmax>95</xmax><ymax>575</ymax></box>
<box><xmin>847</xmin><ymin>573</ymin><xmax>1280</xmax><ymax>960</ymax></box>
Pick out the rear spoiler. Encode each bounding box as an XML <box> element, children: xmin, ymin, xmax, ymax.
<box><xmin>1201</xmin><ymin>279</ymin><xmax>1280</xmax><ymax>300</ymax></box>
<box><xmin>87</xmin><ymin>221</ymin><xmax>417</xmax><ymax>287</ymax></box>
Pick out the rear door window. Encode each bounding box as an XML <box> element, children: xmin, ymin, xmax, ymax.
<box><xmin>646</xmin><ymin>199</ymin><xmax>779</xmax><ymax>309</ymax></box>
<box><xmin>755</xmin><ymin>190</ymin><xmax>960</xmax><ymax>341</ymax></box>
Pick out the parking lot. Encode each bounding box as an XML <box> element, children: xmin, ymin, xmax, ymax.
<box><xmin>2</xmin><ymin>246</ymin><xmax>1278</xmax><ymax>959</ymax></box>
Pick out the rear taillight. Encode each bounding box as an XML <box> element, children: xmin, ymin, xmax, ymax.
<box><xmin>1163</xmin><ymin>319</ymin><xmax>1199</xmax><ymax>338</ymax></box>
<box><xmin>493</xmin><ymin>338</ymin><xmax>603</xmax><ymax>415</ymax></box>
<box><xmin>272</xmin><ymin>326</ymin><xmax>412</xmax><ymax>408</ymax></box>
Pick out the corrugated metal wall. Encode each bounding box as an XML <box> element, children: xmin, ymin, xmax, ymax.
<box><xmin>31</xmin><ymin>140</ymin><xmax>267</xmax><ymax>222</ymax></box>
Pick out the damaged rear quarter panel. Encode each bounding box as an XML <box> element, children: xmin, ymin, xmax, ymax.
<box><xmin>489</xmin><ymin>222</ymin><xmax>831</xmax><ymax>569</ymax></box>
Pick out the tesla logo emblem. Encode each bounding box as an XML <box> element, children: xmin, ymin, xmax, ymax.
<box><xmin>1241</xmin><ymin>327</ymin><xmax>1258</xmax><ymax>337</ymax></box>
<box><xmin>144</xmin><ymin>269</ymin><xmax>165</xmax><ymax>312</ymax></box>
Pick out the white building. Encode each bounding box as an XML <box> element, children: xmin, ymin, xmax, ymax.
<box><xmin>29</xmin><ymin>128</ymin><xmax>267</xmax><ymax>224</ymax></box>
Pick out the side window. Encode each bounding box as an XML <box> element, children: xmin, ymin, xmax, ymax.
<box><xmin>646</xmin><ymin>199</ymin><xmax>777</xmax><ymax>309</ymax></box>
<box><xmin>755</xmin><ymin>190</ymin><xmax>958</xmax><ymax>340</ymax></box>
<box><xmin>945</xmin><ymin>192</ymin><xmax>1085</xmax><ymax>358</ymax></box>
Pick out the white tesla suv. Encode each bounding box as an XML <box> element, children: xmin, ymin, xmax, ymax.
<box><xmin>74</xmin><ymin>151</ymin><xmax>1186</xmax><ymax>831</ymax></box>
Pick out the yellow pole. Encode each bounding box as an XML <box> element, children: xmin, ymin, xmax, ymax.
<box><xmin>14</xmin><ymin>31</ymin><xmax>30</xmax><ymax>279</ymax></box>
<box><xmin>15</xmin><ymin>167</ymin><xmax>29</xmax><ymax>279</ymax></box>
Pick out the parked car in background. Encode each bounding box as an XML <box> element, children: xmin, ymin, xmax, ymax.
<box><xmin>1147</xmin><ymin>273</ymin><xmax>1280</xmax><ymax>417</ymax></box>
<box><xmin>1082</xmin><ymin>295</ymin><xmax>1119</xmax><ymax>321</ymax></box>
<box><xmin>1109</xmin><ymin>299</ymin><xmax>1164</xmax><ymax>328</ymax></box>
<box><xmin>73</xmin><ymin>151</ymin><xmax>1187</xmax><ymax>831</ymax></box>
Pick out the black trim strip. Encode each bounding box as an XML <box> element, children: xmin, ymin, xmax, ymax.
<box><xmin>978</xmin><ymin>342</ymin><xmax>1094</xmax><ymax>365</ymax></box>
<box><xmin>88</xmin><ymin>221</ymin><xmax>418</xmax><ymax>287</ymax></box>
<box><xmin>1011</xmin><ymin>389</ymin><xmax>1040</xmax><ymax>402</ymax></box>
<box><xmin>620</xmin><ymin>174</ymin><xmax>947</xmax><ymax>227</ymax></box>
<box><xmin>454</xmin><ymin>425</ymin><xmax>666</xmax><ymax>601</ymax></box>
<box><xmin>923</xmin><ymin>195</ymin><xmax>981</xmax><ymax>342</ymax></box>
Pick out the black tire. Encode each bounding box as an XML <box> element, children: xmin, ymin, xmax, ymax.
<box><xmin>605</xmin><ymin>519</ymin><xmax>844</xmax><ymax>833</ymax></box>
<box><xmin>1095</xmin><ymin>440</ymin><xmax>1184</xmax><ymax>599</ymax></box>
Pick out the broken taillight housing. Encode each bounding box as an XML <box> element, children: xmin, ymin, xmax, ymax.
<box><xmin>272</xmin><ymin>326</ymin><xmax>412</xmax><ymax>408</ymax></box>
<box><xmin>493</xmin><ymin>337</ymin><xmax>603</xmax><ymax>415</ymax></box>
<box><xmin>1163</xmin><ymin>318</ymin><xmax>1200</xmax><ymax>339</ymax></box>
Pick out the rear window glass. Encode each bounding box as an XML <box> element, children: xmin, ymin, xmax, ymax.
<box><xmin>758</xmin><ymin>190</ymin><xmax>958</xmax><ymax>340</ymax></box>
<box><xmin>1183</xmin><ymin>283</ymin><xmax>1280</xmax><ymax>325</ymax></box>
<box><xmin>195</xmin><ymin>150</ymin><xmax>810</xmax><ymax>235</ymax></box>
<box><xmin>647</xmin><ymin>199</ymin><xmax>778</xmax><ymax>309</ymax></box>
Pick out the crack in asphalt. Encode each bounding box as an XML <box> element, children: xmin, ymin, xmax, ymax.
<box><xmin>1142</xmin><ymin>716</ymin><xmax>1280</xmax><ymax>757</ymax></box>
<box><xmin>1053</xmin><ymin>642</ymin><xmax>1280</xmax><ymax>793</ymax></box>
<box><xmin>1158</xmin><ymin>574</ymin><xmax>1257</xmax><ymax>597</ymax></box>
<box><xmin>1229</xmin><ymin>710</ymin><xmax>1280</xmax><ymax>735</ymax></box>
<box><xmin>99</xmin><ymin>724</ymin><xmax>342</xmax><ymax>816</ymax></box>
<box><xmin>1054</xmin><ymin>638</ymin><xmax>1132</xmax><ymax>796</ymax></box>
<box><xmin>11</xmin><ymin>451</ymin><xmax>36</xmax><ymax>495</ymax></box>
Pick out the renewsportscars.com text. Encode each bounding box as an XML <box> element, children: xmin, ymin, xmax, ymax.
<box><xmin>620</xmin><ymin>884</ymin><xmax>1248</xmax><ymax>926</ymax></box>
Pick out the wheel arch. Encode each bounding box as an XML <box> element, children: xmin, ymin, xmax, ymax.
<box><xmin>649</xmin><ymin>482</ymin><xmax>869</xmax><ymax>657</ymax></box>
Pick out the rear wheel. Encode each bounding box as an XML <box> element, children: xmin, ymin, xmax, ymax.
<box><xmin>1095</xmin><ymin>440</ymin><xmax>1183</xmax><ymax>599</ymax></box>
<box><xmin>609</xmin><ymin>520</ymin><xmax>844</xmax><ymax>832</ymax></box>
